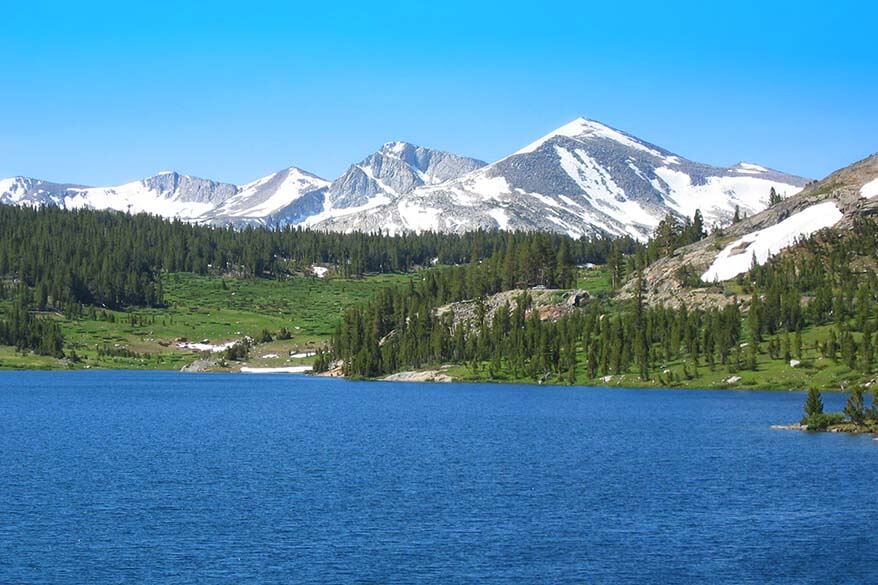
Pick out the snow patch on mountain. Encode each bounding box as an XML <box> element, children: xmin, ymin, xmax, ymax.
<box><xmin>860</xmin><ymin>178</ymin><xmax>878</xmax><ymax>199</ymax></box>
<box><xmin>487</xmin><ymin>208</ymin><xmax>509</xmax><ymax>229</ymax></box>
<box><xmin>555</xmin><ymin>146</ymin><xmax>656</xmax><ymax>236</ymax></box>
<box><xmin>733</xmin><ymin>162</ymin><xmax>770</xmax><ymax>175</ymax></box>
<box><xmin>63</xmin><ymin>176</ymin><xmax>232</xmax><ymax>219</ymax></box>
<box><xmin>656</xmin><ymin>167</ymin><xmax>798</xmax><ymax>222</ymax></box>
<box><xmin>300</xmin><ymin>193</ymin><xmax>392</xmax><ymax>229</ymax></box>
<box><xmin>398</xmin><ymin>200</ymin><xmax>441</xmax><ymax>232</ymax></box>
<box><xmin>701</xmin><ymin>201</ymin><xmax>843</xmax><ymax>282</ymax></box>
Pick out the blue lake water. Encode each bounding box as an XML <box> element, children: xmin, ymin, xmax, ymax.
<box><xmin>0</xmin><ymin>371</ymin><xmax>875</xmax><ymax>584</ymax></box>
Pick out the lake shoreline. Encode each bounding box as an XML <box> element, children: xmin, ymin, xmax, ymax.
<box><xmin>0</xmin><ymin>363</ymin><xmax>856</xmax><ymax>393</ymax></box>
<box><xmin>772</xmin><ymin>422</ymin><xmax>878</xmax><ymax>435</ymax></box>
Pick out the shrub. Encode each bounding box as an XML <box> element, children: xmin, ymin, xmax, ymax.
<box><xmin>803</xmin><ymin>412</ymin><xmax>845</xmax><ymax>431</ymax></box>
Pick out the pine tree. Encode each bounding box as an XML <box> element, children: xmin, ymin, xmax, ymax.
<box><xmin>768</xmin><ymin>187</ymin><xmax>782</xmax><ymax>206</ymax></box>
<box><xmin>844</xmin><ymin>386</ymin><xmax>866</xmax><ymax>425</ymax></box>
<box><xmin>803</xmin><ymin>387</ymin><xmax>824</xmax><ymax>419</ymax></box>
<box><xmin>556</xmin><ymin>240</ymin><xmax>575</xmax><ymax>289</ymax></box>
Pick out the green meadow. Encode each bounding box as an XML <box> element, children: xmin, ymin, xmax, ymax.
<box><xmin>0</xmin><ymin>272</ymin><xmax>412</xmax><ymax>371</ymax></box>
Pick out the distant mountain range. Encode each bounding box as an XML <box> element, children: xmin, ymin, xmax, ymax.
<box><xmin>0</xmin><ymin>118</ymin><xmax>808</xmax><ymax>240</ymax></box>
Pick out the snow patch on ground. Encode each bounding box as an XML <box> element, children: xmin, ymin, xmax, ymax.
<box><xmin>240</xmin><ymin>366</ymin><xmax>312</xmax><ymax>374</ymax></box>
<box><xmin>311</xmin><ymin>265</ymin><xmax>328</xmax><ymax>278</ymax></box>
<box><xmin>701</xmin><ymin>201</ymin><xmax>843</xmax><ymax>282</ymax></box>
<box><xmin>546</xmin><ymin>215</ymin><xmax>581</xmax><ymax>237</ymax></box>
<box><xmin>177</xmin><ymin>340</ymin><xmax>238</xmax><ymax>353</ymax></box>
<box><xmin>860</xmin><ymin>178</ymin><xmax>878</xmax><ymax>199</ymax></box>
<box><xmin>290</xmin><ymin>351</ymin><xmax>316</xmax><ymax>358</ymax></box>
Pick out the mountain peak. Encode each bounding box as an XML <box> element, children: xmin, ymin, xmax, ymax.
<box><xmin>514</xmin><ymin>117</ymin><xmax>663</xmax><ymax>157</ymax></box>
<box><xmin>380</xmin><ymin>141</ymin><xmax>413</xmax><ymax>158</ymax></box>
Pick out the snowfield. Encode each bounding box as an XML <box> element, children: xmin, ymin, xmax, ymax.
<box><xmin>656</xmin><ymin>167</ymin><xmax>800</xmax><ymax>220</ymax></box>
<box><xmin>860</xmin><ymin>178</ymin><xmax>878</xmax><ymax>199</ymax></box>
<box><xmin>64</xmin><ymin>181</ymin><xmax>218</xmax><ymax>219</ymax></box>
<box><xmin>240</xmin><ymin>366</ymin><xmax>312</xmax><ymax>374</ymax></box>
<box><xmin>176</xmin><ymin>340</ymin><xmax>239</xmax><ymax>353</ymax></box>
<box><xmin>701</xmin><ymin>202</ymin><xmax>843</xmax><ymax>282</ymax></box>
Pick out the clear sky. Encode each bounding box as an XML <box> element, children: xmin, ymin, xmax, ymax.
<box><xmin>1</xmin><ymin>0</ymin><xmax>875</xmax><ymax>186</ymax></box>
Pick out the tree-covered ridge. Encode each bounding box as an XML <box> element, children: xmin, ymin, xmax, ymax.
<box><xmin>0</xmin><ymin>205</ymin><xmax>636</xmax><ymax>359</ymax></box>
<box><xmin>0</xmin><ymin>297</ymin><xmax>63</xmax><ymax>357</ymax></box>
<box><xmin>0</xmin><ymin>205</ymin><xmax>635</xmax><ymax>311</ymax></box>
<box><xmin>325</xmin><ymin>257</ymin><xmax>749</xmax><ymax>382</ymax></box>
<box><xmin>326</xmin><ymin>207</ymin><xmax>878</xmax><ymax>390</ymax></box>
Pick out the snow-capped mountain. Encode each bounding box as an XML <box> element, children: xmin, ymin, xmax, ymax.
<box><xmin>312</xmin><ymin>118</ymin><xmax>808</xmax><ymax>239</ymax></box>
<box><xmin>0</xmin><ymin>172</ymin><xmax>239</xmax><ymax>219</ymax></box>
<box><xmin>326</xmin><ymin>141</ymin><xmax>486</xmax><ymax>210</ymax></box>
<box><xmin>0</xmin><ymin>117</ymin><xmax>808</xmax><ymax>239</ymax></box>
<box><xmin>199</xmin><ymin>167</ymin><xmax>330</xmax><ymax>227</ymax></box>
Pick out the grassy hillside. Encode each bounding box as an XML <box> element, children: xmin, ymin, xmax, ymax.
<box><xmin>0</xmin><ymin>272</ymin><xmax>411</xmax><ymax>371</ymax></box>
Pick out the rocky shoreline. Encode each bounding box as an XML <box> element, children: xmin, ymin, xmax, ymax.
<box><xmin>382</xmin><ymin>369</ymin><xmax>454</xmax><ymax>383</ymax></box>
<box><xmin>772</xmin><ymin>423</ymin><xmax>878</xmax><ymax>435</ymax></box>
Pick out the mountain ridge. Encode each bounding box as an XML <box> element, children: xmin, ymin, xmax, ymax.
<box><xmin>0</xmin><ymin>118</ymin><xmax>809</xmax><ymax>239</ymax></box>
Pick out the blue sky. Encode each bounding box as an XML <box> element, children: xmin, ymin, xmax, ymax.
<box><xmin>1</xmin><ymin>0</ymin><xmax>875</xmax><ymax>185</ymax></box>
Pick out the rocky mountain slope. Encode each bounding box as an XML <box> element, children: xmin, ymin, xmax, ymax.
<box><xmin>624</xmin><ymin>154</ymin><xmax>878</xmax><ymax>307</ymax></box>
<box><xmin>1</xmin><ymin>118</ymin><xmax>807</xmax><ymax>238</ymax></box>
<box><xmin>198</xmin><ymin>167</ymin><xmax>330</xmax><ymax>227</ymax></box>
<box><xmin>311</xmin><ymin>118</ymin><xmax>808</xmax><ymax>238</ymax></box>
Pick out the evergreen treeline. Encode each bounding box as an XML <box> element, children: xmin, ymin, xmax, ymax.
<box><xmin>0</xmin><ymin>297</ymin><xmax>64</xmax><ymax>357</ymax></box>
<box><xmin>802</xmin><ymin>386</ymin><xmax>878</xmax><ymax>431</ymax></box>
<box><xmin>0</xmin><ymin>205</ymin><xmax>636</xmax><ymax>311</ymax></box>
<box><xmin>601</xmin><ymin>211</ymin><xmax>708</xmax><ymax>290</ymax></box>
<box><xmin>0</xmin><ymin>204</ymin><xmax>639</xmax><ymax>357</ymax></box>
<box><xmin>744</xmin><ymin>217</ymin><xmax>878</xmax><ymax>370</ymax></box>
<box><xmin>328</xmin><ymin>262</ymin><xmax>749</xmax><ymax>381</ymax></box>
